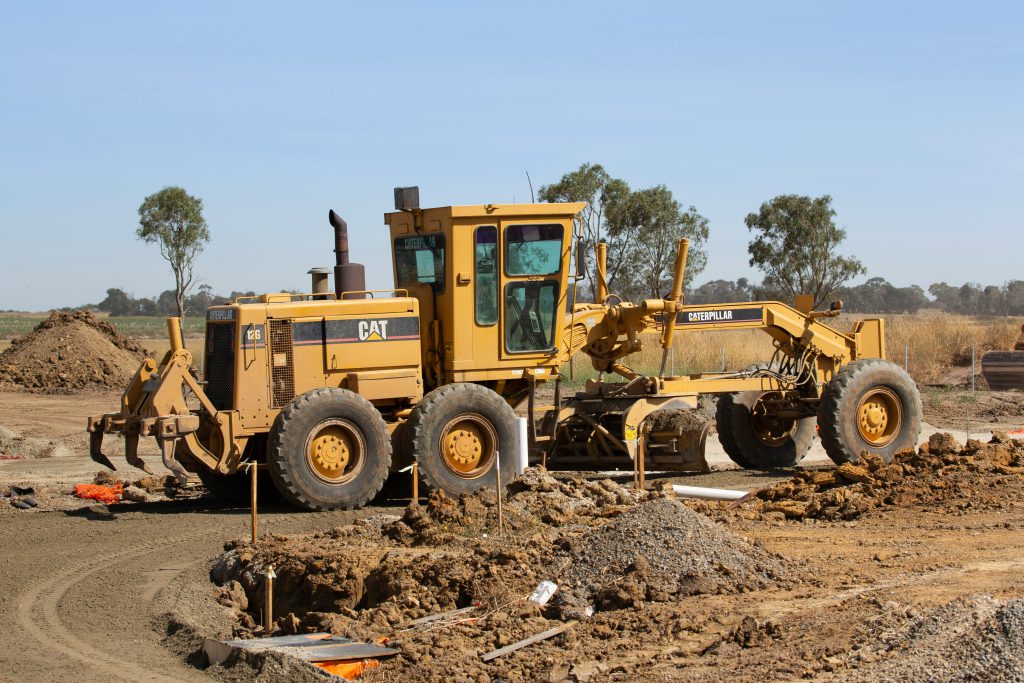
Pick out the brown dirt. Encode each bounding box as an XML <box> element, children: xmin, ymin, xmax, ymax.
<box><xmin>209</xmin><ymin>473</ymin><xmax>798</xmax><ymax>682</ymax></box>
<box><xmin>3</xmin><ymin>390</ymin><xmax>1024</xmax><ymax>682</ymax></box>
<box><xmin>201</xmin><ymin>433</ymin><xmax>1024</xmax><ymax>683</ymax></box>
<box><xmin>921</xmin><ymin>387</ymin><xmax>1024</xmax><ymax>431</ymax></box>
<box><xmin>0</xmin><ymin>310</ymin><xmax>148</xmax><ymax>393</ymax></box>
<box><xmin>742</xmin><ymin>431</ymin><xmax>1024</xmax><ymax>521</ymax></box>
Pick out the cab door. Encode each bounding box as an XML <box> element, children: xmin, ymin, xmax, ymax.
<box><xmin>498</xmin><ymin>220</ymin><xmax>567</xmax><ymax>360</ymax></box>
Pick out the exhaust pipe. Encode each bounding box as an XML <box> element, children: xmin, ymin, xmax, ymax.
<box><xmin>328</xmin><ymin>210</ymin><xmax>366</xmax><ymax>299</ymax></box>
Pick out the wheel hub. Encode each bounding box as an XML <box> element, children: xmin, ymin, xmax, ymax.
<box><xmin>856</xmin><ymin>388</ymin><xmax>902</xmax><ymax>447</ymax></box>
<box><xmin>312</xmin><ymin>429</ymin><xmax>350</xmax><ymax>472</ymax></box>
<box><xmin>439</xmin><ymin>414</ymin><xmax>496</xmax><ymax>479</ymax></box>
<box><xmin>445</xmin><ymin>427</ymin><xmax>483</xmax><ymax>467</ymax></box>
<box><xmin>305</xmin><ymin>420</ymin><xmax>363</xmax><ymax>484</ymax></box>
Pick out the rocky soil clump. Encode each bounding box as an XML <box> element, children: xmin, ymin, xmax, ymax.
<box><xmin>748</xmin><ymin>432</ymin><xmax>1024</xmax><ymax>521</ymax></box>
<box><xmin>0</xmin><ymin>310</ymin><xmax>147</xmax><ymax>393</ymax></box>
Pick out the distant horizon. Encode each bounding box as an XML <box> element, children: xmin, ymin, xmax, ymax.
<box><xmin>2</xmin><ymin>272</ymin><xmax>1017</xmax><ymax>315</ymax></box>
<box><xmin>2</xmin><ymin>2</ymin><xmax>1021</xmax><ymax>311</ymax></box>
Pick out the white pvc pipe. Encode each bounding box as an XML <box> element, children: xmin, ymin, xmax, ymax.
<box><xmin>672</xmin><ymin>484</ymin><xmax>746</xmax><ymax>501</ymax></box>
<box><xmin>515</xmin><ymin>417</ymin><xmax>529</xmax><ymax>475</ymax></box>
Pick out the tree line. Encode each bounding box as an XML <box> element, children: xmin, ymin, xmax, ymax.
<box><xmin>88</xmin><ymin>277</ymin><xmax>1024</xmax><ymax>318</ymax></box>
<box><xmin>84</xmin><ymin>286</ymin><xmax>255</xmax><ymax>317</ymax></box>
<box><xmin>688</xmin><ymin>277</ymin><xmax>1024</xmax><ymax>316</ymax></box>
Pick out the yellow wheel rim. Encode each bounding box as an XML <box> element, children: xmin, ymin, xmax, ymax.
<box><xmin>305</xmin><ymin>419</ymin><xmax>364</xmax><ymax>484</ymax></box>
<box><xmin>439</xmin><ymin>414</ymin><xmax>497</xmax><ymax>479</ymax></box>
<box><xmin>750</xmin><ymin>392</ymin><xmax>797</xmax><ymax>447</ymax></box>
<box><xmin>856</xmin><ymin>388</ymin><xmax>902</xmax><ymax>447</ymax></box>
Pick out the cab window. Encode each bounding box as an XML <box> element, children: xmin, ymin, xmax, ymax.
<box><xmin>504</xmin><ymin>280</ymin><xmax>558</xmax><ymax>352</ymax></box>
<box><xmin>504</xmin><ymin>224</ymin><xmax>563</xmax><ymax>276</ymax></box>
<box><xmin>394</xmin><ymin>234</ymin><xmax>445</xmax><ymax>293</ymax></box>
<box><xmin>475</xmin><ymin>226</ymin><xmax>498</xmax><ymax>325</ymax></box>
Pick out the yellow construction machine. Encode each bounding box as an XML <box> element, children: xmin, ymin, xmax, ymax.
<box><xmin>88</xmin><ymin>187</ymin><xmax>922</xmax><ymax>510</ymax></box>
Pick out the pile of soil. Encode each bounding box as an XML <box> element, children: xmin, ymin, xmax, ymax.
<box><xmin>553</xmin><ymin>498</ymin><xmax>792</xmax><ymax>614</ymax></box>
<box><xmin>210</xmin><ymin>469</ymin><xmax>795</xmax><ymax>682</ymax></box>
<box><xmin>846</xmin><ymin>595</ymin><xmax>1024</xmax><ymax>682</ymax></box>
<box><xmin>0</xmin><ymin>311</ymin><xmax>147</xmax><ymax>393</ymax></box>
<box><xmin>0</xmin><ymin>426</ymin><xmax>73</xmax><ymax>459</ymax></box>
<box><xmin>748</xmin><ymin>432</ymin><xmax>1024</xmax><ymax>521</ymax></box>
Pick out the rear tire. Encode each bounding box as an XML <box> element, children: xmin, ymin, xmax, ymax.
<box><xmin>267</xmin><ymin>388</ymin><xmax>391</xmax><ymax>511</ymax></box>
<box><xmin>716</xmin><ymin>390</ymin><xmax>816</xmax><ymax>469</ymax></box>
<box><xmin>817</xmin><ymin>359</ymin><xmax>922</xmax><ymax>464</ymax></box>
<box><xmin>406</xmin><ymin>383</ymin><xmax>518</xmax><ymax>495</ymax></box>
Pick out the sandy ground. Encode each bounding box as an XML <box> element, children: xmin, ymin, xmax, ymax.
<box><xmin>0</xmin><ymin>389</ymin><xmax>1022</xmax><ymax>682</ymax></box>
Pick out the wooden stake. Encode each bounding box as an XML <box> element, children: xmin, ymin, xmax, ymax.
<box><xmin>264</xmin><ymin>565</ymin><xmax>276</xmax><ymax>632</ymax></box>
<box><xmin>411</xmin><ymin>462</ymin><xmax>419</xmax><ymax>507</ymax></box>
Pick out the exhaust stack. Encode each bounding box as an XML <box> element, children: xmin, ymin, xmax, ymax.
<box><xmin>328</xmin><ymin>210</ymin><xmax>366</xmax><ymax>299</ymax></box>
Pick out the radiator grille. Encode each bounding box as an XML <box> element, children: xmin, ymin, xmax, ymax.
<box><xmin>269</xmin><ymin>319</ymin><xmax>295</xmax><ymax>408</ymax></box>
<box><xmin>205</xmin><ymin>323</ymin><xmax>235</xmax><ymax>410</ymax></box>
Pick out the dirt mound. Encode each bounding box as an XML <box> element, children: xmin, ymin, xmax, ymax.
<box><xmin>383</xmin><ymin>468</ymin><xmax>645</xmax><ymax>546</ymax></box>
<box><xmin>749</xmin><ymin>432</ymin><xmax>1024</xmax><ymax>521</ymax></box>
<box><xmin>210</xmin><ymin>469</ymin><xmax>795</xmax><ymax>681</ymax></box>
<box><xmin>0</xmin><ymin>426</ymin><xmax>73</xmax><ymax>459</ymax></box>
<box><xmin>0</xmin><ymin>311</ymin><xmax>147</xmax><ymax>393</ymax></box>
<box><xmin>552</xmin><ymin>498</ymin><xmax>793</xmax><ymax>613</ymax></box>
<box><xmin>847</xmin><ymin>595</ymin><xmax>1024</xmax><ymax>682</ymax></box>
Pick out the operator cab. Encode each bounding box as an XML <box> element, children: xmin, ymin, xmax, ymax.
<box><xmin>385</xmin><ymin>187</ymin><xmax>584</xmax><ymax>387</ymax></box>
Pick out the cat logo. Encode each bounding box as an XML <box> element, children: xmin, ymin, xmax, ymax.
<box><xmin>357</xmin><ymin>320</ymin><xmax>389</xmax><ymax>341</ymax></box>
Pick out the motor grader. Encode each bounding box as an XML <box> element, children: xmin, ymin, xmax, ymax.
<box><xmin>88</xmin><ymin>187</ymin><xmax>922</xmax><ymax>510</ymax></box>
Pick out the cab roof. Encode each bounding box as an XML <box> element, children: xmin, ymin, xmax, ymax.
<box><xmin>385</xmin><ymin>202</ymin><xmax>586</xmax><ymax>222</ymax></box>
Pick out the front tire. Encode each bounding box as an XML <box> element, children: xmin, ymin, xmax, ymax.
<box><xmin>716</xmin><ymin>390</ymin><xmax>816</xmax><ymax>469</ymax></box>
<box><xmin>406</xmin><ymin>383</ymin><xmax>518</xmax><ymax>495</ymax></box>
<box><xmin>817</xmin><ymin>359</ymin><xmax>922</xmax><ymax>464</ymax></box>
<box><xmin>267</xmin><ymin>388</ymin><xmax>391</xmax><ymax>511</ymax></box>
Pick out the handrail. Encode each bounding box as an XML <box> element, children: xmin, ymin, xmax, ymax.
<box><xmin>338</xmin><ymin>289</ymin><xmax>410</xmax><ymax>299</ymax></box>
<box><xmin>229</xmin><ymin>289</ymin><xmax>410</xmax><ymax>305</ymax></box>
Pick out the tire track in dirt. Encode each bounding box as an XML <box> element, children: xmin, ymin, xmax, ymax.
<box><xmin>15</xmin><ymin>528</ymin><xmax>222</xmax><ymax>683</ymax></box>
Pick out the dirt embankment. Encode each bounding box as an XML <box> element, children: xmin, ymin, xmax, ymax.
<box><xmin>202</xmin><ymin>434</ymin><xmax>1024</xmax><ymax>682</ymax></box>
<box><xmin>743</xmin><ymin>431</ymin><xmax>1024</xmax><ymax>521</ymax></box>
<box><xmin>210</xmin><ymin>471</ymin><xmax>796</xmax><ymax>682</ymax></box>
<box><xmin>0</xmin><ymin>310</ymin><xmax>147</xmax><ymax>393</ymax></box>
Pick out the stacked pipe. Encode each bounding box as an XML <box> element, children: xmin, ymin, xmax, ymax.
<box><xmin>328</xmin><ymin>210</ymin><xmax>366</xmax><ymax>300</ymax></box>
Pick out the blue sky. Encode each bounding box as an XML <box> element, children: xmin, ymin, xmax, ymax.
<box><xmin>1</xmin><ymin>1</ymin><xmax>1021</xmax><ymax>310</ymax></box>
